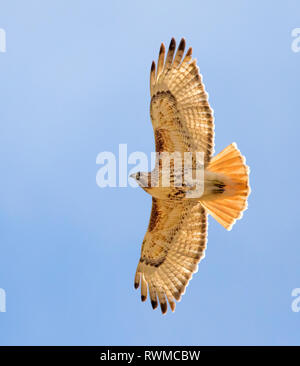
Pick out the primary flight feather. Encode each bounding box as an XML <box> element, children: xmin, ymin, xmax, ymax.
<box><xmin>131</xmin><ymin>38</ymin><xmax>250</xmax><ymax>314</ymax></box>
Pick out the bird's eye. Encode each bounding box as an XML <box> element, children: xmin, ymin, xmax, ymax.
<box><xmin>136</xmin><ymin>172</ymin><xmax>141</xmax><ymax>180</ymax></box>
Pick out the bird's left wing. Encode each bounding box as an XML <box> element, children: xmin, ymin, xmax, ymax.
<box><xmin>134</xmin><ymin>198</ymin><xmax>207</xmax><ymax>314</ymax></box>
<box><xmin>150</xmin><ymin>38</ymin><xmax>214</xmax><ymax>163</ymax></box>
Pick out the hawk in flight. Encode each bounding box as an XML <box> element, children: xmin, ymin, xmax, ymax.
<box><xmin>131</xmin><ymin>38</ymin><xmax>250</xmax><ymax>314</ymax></box>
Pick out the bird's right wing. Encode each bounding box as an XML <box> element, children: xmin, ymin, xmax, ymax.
<box><xmin>134</xmin><ymin>198</ymin><xmax>207</xmax><ymax>314</ymax></box>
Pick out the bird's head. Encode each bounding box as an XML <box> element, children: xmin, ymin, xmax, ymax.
<box><xmin>130</xmin><ymin>171</ymin><xmax>150</xmax><ymax>187</ymax></box>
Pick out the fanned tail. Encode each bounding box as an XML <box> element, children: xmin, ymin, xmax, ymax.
<box><xmin>201</xmin><ymin>143</ymin><xmax>250</xmax><ymax>230</ymax></box>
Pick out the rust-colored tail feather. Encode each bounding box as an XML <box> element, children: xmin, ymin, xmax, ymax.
<box><xmin>201</xmin><ymin>143</ymin><xmax>250</xmax><ymax>230</ymax></box>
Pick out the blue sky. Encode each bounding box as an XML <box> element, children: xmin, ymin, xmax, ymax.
<box><xmin>0</xmin><ymin>0</ymin><xmax>300</xmax><ymax>345</ymax></box>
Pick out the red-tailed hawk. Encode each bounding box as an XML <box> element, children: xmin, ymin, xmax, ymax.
<box><xmin>131</xmin><ymin>38</ymin><xmax>250</xmax><ymax>314</ymax></box>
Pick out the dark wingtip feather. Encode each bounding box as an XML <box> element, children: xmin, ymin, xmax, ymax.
<box><xmin>134</xmin><ymin>282</ymin><xmax>139</xmax><ymax>289</ymax></box>
<box><xmin>151</xmin><ymin>60</ymin><xmax>156</xmax><ymax>72</ymax></box>
<box><xmin>186</xmin><ymin>47</ymin><xmax>193</xmax><ymax>57</ymax></box>
<box><xmin>141</xmin><ymin>295</ymin><xmax>146</xmax><ymax>302</ymax></box>
<box><xmin>178</xmin><ymin>38</ymin><xmax>186</xmax><ymax>51</ymax></box>
<box><xmin>160</xmin><ymin>302</ymin><xmax>167</xmax><ymax>314</ymax></box>
<box><xmin>169</xmin><ymin>301</ymin><xmax>176</xmax><ymax>312</ymax></box>
<box><xmin>169</xmin><ymin>38</ymin><xmax>176</xmax><ymax>51</ymax></box>
<box><xmin>159</xmin><ymin>43</ymin><xmax>165</xmax><ymax>55</ymax></box>
<box><xmin>151</xmin><ymin>300</ymin><xmax>158</xmax><ymax>310</ymax></box>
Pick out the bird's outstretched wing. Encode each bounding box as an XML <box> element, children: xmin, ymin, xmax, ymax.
<box><xmin>134</xmin><ymin>198</ymin><xmax>207</xmax><ymax>313</ymax></box>
<box><xmin>150</xmin><ymin>38</ymin><xmax>214</xmax><ymax>163</ymax></box>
